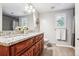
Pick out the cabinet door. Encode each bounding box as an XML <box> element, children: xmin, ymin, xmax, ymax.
<box><xmin>0</xmin><ymin>46</ymin><xmax>10</xmax><ymax>56</ymax></box>
<box><xmin>40</xmin><ymin>39</ymin><xmax>44</xmax><ymax>54</ymax></box>
<box><xmin>34</xmin><ymin>41</ymin><xmax>41</xmax><ymax>56</ymax></box>
<box><xmin>11</xmin><ymin>38</ymin><xmax>33</xmax><ymax>55</ymax></box>
<box><xmin>21</xmin><ymin>46</ymin><xmax>34</xmax><ymax>56</ymax></box>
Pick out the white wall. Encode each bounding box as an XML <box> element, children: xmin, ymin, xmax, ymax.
<box><xmin>75</xmin><ymin>3</ymin><xmax>79</xmax><ymax>56</ymax></box>
<box><xmin>0</xmin><ymin>4</ymin><xmax>2</xmax><ymax>31</ymax></box>
<box><xmin>40</xmin><ymin>12</ymin><xmax>56</xmax><ymax>43</ymax></box>
<box><xmin>40</xmin><ymin>9</ymin><xmax>74</xmax><ymax>46</ymax></box>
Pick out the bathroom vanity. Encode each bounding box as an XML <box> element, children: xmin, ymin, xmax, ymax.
<box><xmin>0</xmin><ymin>32</ymin><xmax>44</xmax><ymax>56</ymax></box>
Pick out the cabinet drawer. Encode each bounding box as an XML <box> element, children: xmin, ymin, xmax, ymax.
<box><xmin>39</xmin><ymin>34</ymin><xmax>43</xmax><ymax>39</ymax></box>
<box><xmin>33</xmin><ymin>35</ymin><xmax>40</xmax><ymax>44</ymax></box>
<box><xmin>33</xmin><ymin>37</ymin><xmax>37</xmax><ymax>44</ymax></box>
<box><xmin>11</xmin><ymin>38</ymin><xmax>33</xmax><ymax>55</ymax></box>
<box><xmin>35</xmin><ymin>36</ymin><xmax>39</xmax><ymax>42</ymax></box>
<box><xmin>33</xmin><ymin>34</ymin><xmax>43</xmax><ymax>44</ymax></box>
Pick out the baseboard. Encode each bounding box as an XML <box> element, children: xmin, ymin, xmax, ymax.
<box><xmin>56</xmin><ymin>44</ymin><xmax>75</xmax><ymax>49</ymax></box>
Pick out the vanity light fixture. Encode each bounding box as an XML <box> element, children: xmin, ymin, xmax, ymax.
<box><xmin>29</xmin><ymin>5</ymin><xmax>33</xmax><ymax>10</ymax></box>
<box><xmin>25</xmin><ymin>4</ymin><xmax>29</xmax><ymax>11</ymax></box>
<box><xmin>24</xmin><ymin>4</ymin><xmax>36</xmax><ymax>14</ymax></box>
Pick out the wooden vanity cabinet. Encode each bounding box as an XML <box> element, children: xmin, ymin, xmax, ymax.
<box><xmin>0</xmin><ymin>33</ymin><xmax>44</xmax><ymax>56</ymax></box>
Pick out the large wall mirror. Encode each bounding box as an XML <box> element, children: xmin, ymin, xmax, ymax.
<box><xmin>2</xmin><ymin>3</ymin><xmax>40</xmax><ymax>32</ymax></box>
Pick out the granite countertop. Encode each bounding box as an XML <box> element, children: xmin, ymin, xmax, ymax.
<box><xmin>0</xmin><ymin>32</ymin><xmax>43</xmax><ymax>46</ymax></box>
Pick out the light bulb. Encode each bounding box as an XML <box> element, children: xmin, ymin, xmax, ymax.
<box><xmin>33</xmin><ymin>9</ymin><xmax>35</xmax><ymax>12</ymax></box>
<box><xmin>30</xmin><ymin>5</ymin><xmax>33</xmax><ymax>10</ymax></box>
<box><xmin>25</xmin><ymin>4</ymin><xmax>29</xmax><ymax>10</ymax></box>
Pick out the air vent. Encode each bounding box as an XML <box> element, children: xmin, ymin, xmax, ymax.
<box><xmin>51</xmin><ymin>6</ymin><xmax>55</xmax><ymax>9</ymax></box>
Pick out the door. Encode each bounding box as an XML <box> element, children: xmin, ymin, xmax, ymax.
<box><xmin>75</xmin><ymin>4</ymin><xmax>79</xmax><ymax>56</ymax></box>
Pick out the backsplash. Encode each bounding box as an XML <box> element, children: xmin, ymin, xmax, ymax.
<box><xmin>0</xmin><ymin>29</ymin><xmax>37</xmax><ymax>36</ymax></box>
<box><xmin>0</xmin><ymin>31</ymin><xmax>15</xmax><ymax>36</ymax></box>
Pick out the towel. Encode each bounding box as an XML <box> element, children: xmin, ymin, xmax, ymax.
<box><xmin>60</xmin><ymin>29</ymin><xmax>66</xmax><ymax>40</ymax></box>
<box><xmin>56</xmin><ymin>29</ymin><xmax>61</xmax><ymax>40</ymax></box>
<box><xmin>56</xmin><ymin>29</ymin><xmax>66</xmax><ymax>41</ymax></box>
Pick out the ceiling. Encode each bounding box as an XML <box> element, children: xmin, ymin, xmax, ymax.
<box><xmin>2</xmin><ymin>3</ymin><xmax>31</xmax><ymax>17</ymax></box>
<box><xmin>32</xmin><ymin>3</ymin><xmax>75</xmax><ymax>13</ymax></box>
<box><xmin>2</xmin><ymin>3</ymin><xmax>75</xmax><ymax>17</ymax></box>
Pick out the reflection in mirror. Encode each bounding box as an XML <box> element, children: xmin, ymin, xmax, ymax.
<box><xmin>1</xmin><ymin>3</ymin><xmax>40</xmax><ymax>36</ymax></box>
<box><xmin>2</xmin><ymin>14</ymin><xmax>19</xmax><ymax>31</ymax></box>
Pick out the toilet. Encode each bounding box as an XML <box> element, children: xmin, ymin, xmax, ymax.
<box><xmin>44</xmin><ymin>38</ymin><xmax>49</xmax><ymax>45</ymax></box>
